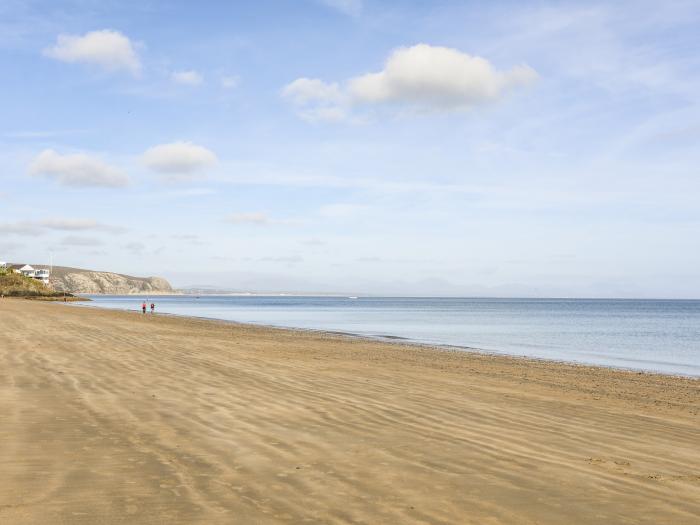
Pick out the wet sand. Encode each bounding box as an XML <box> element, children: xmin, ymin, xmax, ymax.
<box><xmin>0</xmin><ymin>299</ymin><xmax>698</xmax><ymax>524</ymax></box>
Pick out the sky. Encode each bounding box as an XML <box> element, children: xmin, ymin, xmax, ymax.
<box><xmin>1</xmin><ymin>0</ymin><xmax>700</xmax><ymax>297</ymax></box>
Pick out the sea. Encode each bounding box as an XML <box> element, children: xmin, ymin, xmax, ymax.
<box><xmin>81</xmin><ymin>295</ymin><xmax>700</xmax><ymax>377</ymax></box>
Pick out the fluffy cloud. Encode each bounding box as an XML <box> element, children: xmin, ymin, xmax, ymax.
<box><xmin>142</xmin><ymin>142</ymin><xmax>217</xmax><ymax>177</ymax></box>
<box><xmin>226</xmin><ymin>212</ymin><xmax>270</xmax><ymax>225</ymax></box>
<box><xmin>349</xmin><ymin>44</ymin><xmax>537</xmax><ymax>109</ymax></box>
<box><xmin>43</xmin><ymin>30</ymin><xmax>141</xmax><ymax>75</ymax></box>
<box><xmin>171</xmin><ymin>70</ymin><xmax>203</xmax><ymax>86</ymax></box>
<box><xmin>29</xmin><ymin>149</ymin><xmax>129</xmax><ymax>188</ymax></box>
<box><xmin>283</xmin><ymin>44</ymin><xmax>537</xmax><ymax>118</ymax></box>
<box><xmin>282</xmin><ymin>78</ymin><xmax>344</xmax><ymax>105</ymax></box>
<box><xmin>282</xmin><ymin>78</ymin><xmax>348</xmax><ymax>122</ymax></box>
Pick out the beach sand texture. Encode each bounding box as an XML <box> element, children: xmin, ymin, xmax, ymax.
<box><xmin>0</xmin><ymin>299</ymin><xmax>698</xmax><ymax>524</ymax></box>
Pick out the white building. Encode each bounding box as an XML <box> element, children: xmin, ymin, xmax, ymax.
<box><xmin>34</xmin><ymin>269</ymin><xmax>50</xmax><ymax>285</ymax></box>
<box><xmin>16</xmin><ymin>264</ymin><xmax>51</xmax><ymax>285</ymax></box>
<box><xmin>0</xmin><ymin>261</ymin><xmax>7</xmax><ymax>270</ymax></box>
<box><xmin>19</xmin><ymin>264</ymin><xmax>35</xmax><ymax>277</ymax></box>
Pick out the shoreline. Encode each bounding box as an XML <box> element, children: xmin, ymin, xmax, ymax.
<box><xmin>73</xmin><ymin>298</ymin><xmax>700</xmax><ymax>379</ymax></box>
<box><xmin>2</xmin><ymin>298</ymin><xmax>698</xmax><ymax>524</ymax></box>
<box><xmin>83</xmin><ymin>292</ymin><xmax>700</xmax><ymax>300</ymax></box>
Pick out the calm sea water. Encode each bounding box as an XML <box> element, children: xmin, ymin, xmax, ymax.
<box><xmin>82</xmin><ymin>296</ymin><xmax>700</xmax><ymax>377</ymax></box>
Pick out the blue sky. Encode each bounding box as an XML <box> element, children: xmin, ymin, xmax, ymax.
<box><xmin>1</xmin><ymin>0</ymin><xmax>700</xmax><ymax>297</ymax></box>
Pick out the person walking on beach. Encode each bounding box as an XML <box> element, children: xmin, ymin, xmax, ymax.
<box><xmin>150</xmin><ymin>302</ymin><xmax>155</xmax><ymax>314</ymax></box>
<box><xmin>142</xmin><ymin>302</ymin><xmax>146</xmax><ymax>314</ymax></box>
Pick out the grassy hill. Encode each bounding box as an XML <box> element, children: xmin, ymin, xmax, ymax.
<box><xmin>1</xmin><ymin>264</ymin><xmax>173</xmax><ymax>296</ymax></box>
<box><xmin>0</xmin><ymin>269</ymin><xmax>73</xmax><ymax>298</ymax></box>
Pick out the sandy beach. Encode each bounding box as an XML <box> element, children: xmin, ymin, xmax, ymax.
<box><xmin>0</xmin><ymin>299</ymin><xmax>698</xmax><ymax>524</ymax></box>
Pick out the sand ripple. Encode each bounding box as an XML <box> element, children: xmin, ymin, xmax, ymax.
<box><xmin>0</xmin><ymin>300</ymin><xmax>698</xmax><ymax>524</ymax></box>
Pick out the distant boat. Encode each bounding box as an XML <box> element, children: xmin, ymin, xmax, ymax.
<box><xmin>348</xmin><ymin>296</ymin><xmax>358</xmax><ymax>299</ymax></box>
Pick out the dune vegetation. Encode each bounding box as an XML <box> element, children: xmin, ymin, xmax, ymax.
<box><xmin>0</xmin><ymin>268</ymin><xmax>77</xmax><ymax>299</ymax></box>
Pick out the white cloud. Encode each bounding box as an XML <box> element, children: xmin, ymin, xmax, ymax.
<box><xmin>283</xmin><ymin>44</ymin><xmax>537</xmax><ymax>118</ymax></box>
<box><xmin>226</xmin><ymin>212</ymin><xmax>270</xmax><ymax>225</ymax></box>
<box><xmin>282</xmin><ymin>78</ymin><xmax>348</xmax><ymax>122</ymax></box>
<box><xmin>349</xmin><ymin>44</ymin><xmax>537</xmax><ymax>110</ymax></box>
<box><xmin>142</xmin><ymin>142</ymin><xmax>217</xmax><ymax>177</ymax></box>
<box><xmin>317</xmin><ymin>0</ymin><xmax>362</xmax><ymax>16</ymax></box>
<box><xmin>43</xmin><ymin>29</ymin><xmax>141</xmax><ymax>75</ymax></box>
<box><xmin>282</xmin><ymin>78</ymin><xmax>344</xmax><ymax>105</ymax></box>
<box><xmin>29</xmin><ymin>149</ymin><xmax>129</xmax><ymax>188</ymax></box>
<box><xmin>171</xmin><ymin>70</ymin><xmax>203</xmax><ymax>86</ymax></box>
<box><xmin>221</xmin><ymin>75</ymin><xmax>239</xmax><ymax>89</ymax></box>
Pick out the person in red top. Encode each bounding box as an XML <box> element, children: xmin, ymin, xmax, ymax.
<box><xmin>142</xmin><ymin>302</ymin><xmax>146</xmax><ymax>314</ymax></box>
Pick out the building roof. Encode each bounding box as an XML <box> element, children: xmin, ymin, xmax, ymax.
<box><xmin>19</xmin><ymin>264</ymin><xmax>34</xmax><ymax>271</ymax></box>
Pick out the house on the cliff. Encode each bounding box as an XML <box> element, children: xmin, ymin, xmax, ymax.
<box><xmin>10</xmin><ymin>264</ymin><xmax>51</xmax><ymax>285</ymax></box>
